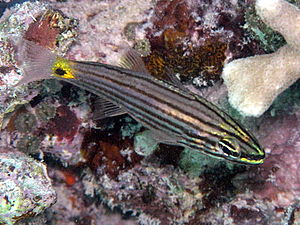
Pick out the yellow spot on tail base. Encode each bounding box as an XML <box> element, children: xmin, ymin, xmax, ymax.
<box><xmin>52</xmin><ymin>57</ymin><xmax>76</xmax><ymax>79</ymax></box>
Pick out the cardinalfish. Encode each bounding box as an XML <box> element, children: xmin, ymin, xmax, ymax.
<box><xmin>17</xmin><ymin>40</ymin><xmax>265</xmax><ymax>165</ymax></box>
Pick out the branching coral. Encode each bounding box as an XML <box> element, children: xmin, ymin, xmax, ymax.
<box><xmin>222</xmin><ymin>0</ymin><xmax>300</xmax><ymax>117</ymax></box>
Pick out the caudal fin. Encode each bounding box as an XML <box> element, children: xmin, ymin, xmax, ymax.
<box><xmin>16</xmin><ymin>39</ymin><xmax>56</xmax><ymax>86</ymax></box>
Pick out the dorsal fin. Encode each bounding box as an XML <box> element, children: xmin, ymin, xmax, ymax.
<box><xmin>163</xmin><ymin>67</ymin><xmax>189</xmax><ymax>92</ymax></box>
<box><xmin>119</xmin><ymin>48</ymin><xmax>188</xmax><ymax>92</ymax></box>
<box><xmin>93</xmin><ymin>96</ymin><xmax>126</xmax><ymax>120</ymax></box>
<box><xmin>119</xmin><ymin>49</ymin><xmax>151</xmax><ymax>75</ymax></box>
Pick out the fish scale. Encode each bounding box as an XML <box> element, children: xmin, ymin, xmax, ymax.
<box><xmin>18</xmin><ymin>40</ymin><xmax>265</xmax><ymax>165</ymax></box>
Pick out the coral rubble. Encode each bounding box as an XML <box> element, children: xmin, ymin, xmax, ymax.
<box><xmin>1</xmin><ymin>0</ymin><xmax>300</xmax><ymax>224</ymax></box>
<box><xmin>0</xmin><ymin>1</ymin><xmax>77</xmax><ymax>127</ymax></box>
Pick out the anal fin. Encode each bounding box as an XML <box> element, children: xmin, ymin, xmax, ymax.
<box><xmin>93</xmin><ymin>96</ymin><xmax>126</xmax><ymax>120</ymax></box>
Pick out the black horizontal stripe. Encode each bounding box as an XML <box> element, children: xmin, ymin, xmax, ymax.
<box><xmin>178</xmin><ymin>139</ymin><xmax>223</xmax><ymax>158</ymax></box>
<box><xmin>70</xmin><ymin>62</ymin><xmax>261</xmax><ymax>157</ymax></box>
<box><xmin>74</xmin><ymin>61</ymin><xmax>243</xmax><ymax>136</ymax></box>
<box><xmin>73</xmin><ymin>61</ymin><xmax>224</xmax><ymax>124</ymax></box>
<box><xmin>67</xmin><ymin>78</ymin><xmax>185</xmax><ymax>137</ymax></box>
<box><xmin>73</xmin><ymin>66</ymin><xmax>234</xmax><ymax>141</ymax></box>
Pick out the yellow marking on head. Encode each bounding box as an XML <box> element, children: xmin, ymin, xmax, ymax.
<box><xmin>52</xmin><ymin>57</ymin><xmax>76</xmax><ymax>79</ymax></box>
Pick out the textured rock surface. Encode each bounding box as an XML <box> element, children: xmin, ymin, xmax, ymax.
<box><xmin>0</xmin><ymin>0</ymin><xmax>300</xmax><ymax>224</ymax></box>
<box><xmin>0</xmin><ymin>148</ymin><xmax>56</xmax><ymax>225</ymax></box>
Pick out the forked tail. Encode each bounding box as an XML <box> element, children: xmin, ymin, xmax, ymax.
<box><xmin>16</xmin><ymin>39</ymin><xmax>57</xmax><ymax>86</ymax></box>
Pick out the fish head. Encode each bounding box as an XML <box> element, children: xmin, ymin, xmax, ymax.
<box><xmin>51</xmin><ymin>57</ymin><xmax>76</xmax><ymax>79</ymax></box>
<box><xmin>209</xmin><ymin>122</ymin><xmax>265</xmax><ymax>165</ymax></box>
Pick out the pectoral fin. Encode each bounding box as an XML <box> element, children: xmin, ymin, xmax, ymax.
<box><xmin>134</xmin><ymin>129</ymin><xmax>181</xmax><ymax>156</ymax></box>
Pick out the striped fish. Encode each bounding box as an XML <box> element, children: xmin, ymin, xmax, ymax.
<box><xmin>18</xmin><ymin>40</ymin><xmax>265</xmax><ymax>165</ymax></box>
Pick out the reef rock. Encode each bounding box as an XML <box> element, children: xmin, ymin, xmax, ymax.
<box><xmin>222</xmin><ymin>0</ymin><xmax>300</xmax><ymax>117</ymax></box>
<box><xmin>0</xmin><ymin>148</ymin><xmax>56</xmax><ymax>224</ymax></box>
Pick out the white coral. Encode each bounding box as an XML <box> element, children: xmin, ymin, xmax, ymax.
<box><xmin>222</xmin><ymin>0</ymin><xmax>300</xmax><ymax>117</ymax></box>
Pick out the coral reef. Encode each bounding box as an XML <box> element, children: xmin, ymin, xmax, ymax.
<box><xmin>222</xmin><ymin>0</ymin><xmax>300</xmax><ymax>117</ymax></box>
<box><xmin>222</xmin><ymin>44</ymin><xmax>300</xmax><ymax>117</ymax></box>
<box><xmin>80</xmin><ymin>117</ymin><xmax>143</xmax><ymax>178</ymax></box>
<box><xmin>24</xmin><ymin>9</ymin><xmax>77</xmax><ymax>51</ymax></box>
<box><xmin>254</xmin><ymin>112</ymin><xmax>300</xmax><ymax>207</ymax></box>
<box><xmin>0</xmin><ymin>1</ymin><xmax>48</xmax><ymax>127</ymax></box>
<box><xmin>0</xmin><ymin>1</ymin><xmax>77</xmax><ymax>127</ymax></box>
<box><xmin>0</xmin><ymin>148</ymin><xmax>56</xmax><ymax>225</ymax></box>
<box><xmin>143</xmin><ymin>0</ymin><xmax>263</xmax><ymax>86</ymax></box>
<box><xmin>49</xmin><ymin>0</ymin><xmax>155</xmax><ymax>64</ymax></box>
<box><xmin>86</xmin><ymin>160</ymin><xmax>204</xmax><ymax>224</ymax></box>
<box><xmin>1</xmin><ymin>0</ymin><xmax>300</xmax><ymax>224</ymax></box>
<box><xmin>41</xmin><ymin>167</ymin><xmax>138</xmax><ymax>225</ymax></box>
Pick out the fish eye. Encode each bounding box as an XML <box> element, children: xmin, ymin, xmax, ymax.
<box><xmin>217</xmin><ymin>136</ymin><xmax>241</xmax><ymax>158</ymax></box>
<box><xmin>55</xmin><ymin>68</ymin><xmax>67</xmax><ymax>76</ymax></box>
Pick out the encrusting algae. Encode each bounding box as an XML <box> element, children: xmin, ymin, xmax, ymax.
<box><xmin>17</xmin><ymin>39</ymin><xmax>265</xmax><ymax>165</ymax></box>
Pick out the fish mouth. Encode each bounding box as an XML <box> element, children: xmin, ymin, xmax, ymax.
<box><xmin>236</xmin><ymin>150</ymin><xmax>266</xmax><ymax>165</ymax></box>
<box><xmin>199</xmin><ymin>147</ymin><xmax>265</xmax><ymax>165</ymax></box>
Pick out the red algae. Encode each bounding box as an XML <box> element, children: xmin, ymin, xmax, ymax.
<box><xmin>142</xmin><ymin>0</ymin><xmax>238</xmax><ymax>85</ymax></box>
<box><xmin>61</xmin><ymin>170</ymin><xmax>77</xmax><ymax>186</ymax></box>
<box><xmin>81</xmin><ymin>128</ymin><xmax>143</xmax><ymax>179</ymax></box>
<box><xmin>148</xmin><ymin>0</ymin><xmax>193</xmax><ymax>48</ymax></box>
<box><xmin>24</xmin><ymin>11</ymin><xmax>61</xmax><ymax>48</ymax></box>
<box><xmin>46</xmin><ymin>105</ymin><xmax>80</xmax><ymax>142</ymax></box>
<box><xmin>23</xmin><ymin>9</ymin><xmax>77</xmax><ymax>52</ymax></box>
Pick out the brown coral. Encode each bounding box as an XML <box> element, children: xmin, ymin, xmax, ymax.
<box><xmin>144</xmin><ymin>39</ymin><xmax>227</xmax><ymax>84</ymax></box>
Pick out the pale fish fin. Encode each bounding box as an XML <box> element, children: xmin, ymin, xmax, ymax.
<box><xmin>93</xmin><ymin>96</ymin><xmax>127</xmax><ymax>120</ymax></box>
<box><xmin>16</xmin><ymin>39</ymin><xmax>56</xmax><ymax>86</ymax></box>
<box><xmin>134</xmin><ymin>129</ymin><xmax>180</xmax><ymax>156</ymax></box>
<box><xmin>118</xmin><ymin>48</ymin><xmax>151</xmax><ymax>75</ymax></box>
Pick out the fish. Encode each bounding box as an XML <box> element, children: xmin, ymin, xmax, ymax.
<box><xmin>17</xmin><ymin>40</ymin><xmax>265</xmax><ymax>165</ymax></box>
